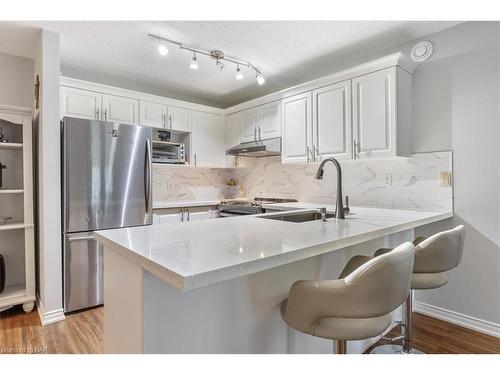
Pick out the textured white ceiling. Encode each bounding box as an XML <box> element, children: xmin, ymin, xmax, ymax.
<box><xmin>1</xmin><ymin>21</ymin><xmax>461</xmax><ymax>107</ymax></box>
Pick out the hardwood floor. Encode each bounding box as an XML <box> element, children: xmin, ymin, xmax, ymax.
<box><xmin>0</xmin><ymin>305</ymin><xmax>103</xmax><ymax>354</ymax></box>
<box><xmin>0</xmin><ymin>306</ymin><xmax>498</xmax><ymax>354</ymax></box>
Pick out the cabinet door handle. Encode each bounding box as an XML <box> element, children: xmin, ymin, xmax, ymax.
<box><xmin>96</xmin><ymin>108</ymin><xmax>100</xmax><ymax>120</ymax></box>
<box><xmin>169</xmin><ymin>114</ymin><xmax>173</xmax><ymax>129</ymax></box>
<box><xmin>254</xmin><ymin>127</ymin><xmax>257</xmax><ymax>141</ymax></box>
<box><xmin>194</xmin><ymin>153</ymin><xmax>197</xmax><ymax>166</ymax></box>
<box><xmin>313</xmin><ymin>145</ymin><xmax>321</xmax><ymax>162</ymax></box>
<box><xmin>258</xmin><ymin>126</ymin><xmax>262</xmax><ymax>140</ymax></box>
<box><xmin>162</xmin><ymin>113</ymin><xmax>166</xmax><ymax>128</ymax></box>
<box><xmin>104</xmin><ymin>109</ymin><xmax>108</xmax><ymax>122</ymax></box>
<box><xmin>353</xmin><ymin>140</ymin><xmax>360</xmax><ymax>159</ymax></box>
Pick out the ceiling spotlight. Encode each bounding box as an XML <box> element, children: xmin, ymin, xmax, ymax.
<box><xmin>236</xmin><ymin>65</ymin><xmax>244</xmax><ymax>80</ymax></box>
<box><xmin>216</xmin><ymin>59</ymin><xmax>224</xmax><ymax>71</ymax></box>
<box><xmin>158</xmin><ymin>43</ymin><xmax>168</xmax><ymax>56</ymax></box>
<box><xmin>190</xmin><ymin>52</ymin><xmax>199</xmax><ymax>70</ymax></box>
<box><xmin>256</xmin><ymin>73</ymin><xmax>266</xmax><ymax>85</ymax></box>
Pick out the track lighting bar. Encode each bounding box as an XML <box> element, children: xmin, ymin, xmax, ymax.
<box><xmin>149</xmin><ymin>33</ymin><xmax>265</xmax><ymax>84</ymax></box>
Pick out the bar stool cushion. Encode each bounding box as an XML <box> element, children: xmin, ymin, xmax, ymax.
<box><xmin>411</xmin><ymin>273</ymin><xmax>448</xmax><ymax>290</ymax></box>
<box><xmin>280</xmin><ymin>300</ymin><xmax>391</xmax><ymax>340</ymax></box>
<box><xmin>344</xmin><ymin>251</ymin><xmax>450</xmax><ymax>290</ymax></box>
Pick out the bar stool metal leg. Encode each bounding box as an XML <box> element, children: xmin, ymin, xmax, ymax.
<box><xmin>335</xmin><ymin>340</ymin><xmax>347</xmax><ymax>354</ymax></box>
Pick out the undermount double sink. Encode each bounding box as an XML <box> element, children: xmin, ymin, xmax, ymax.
<box><xmin>260</xmin><ymin>210</ymin><xmax>351</xmax><ymax>223</ymax></box>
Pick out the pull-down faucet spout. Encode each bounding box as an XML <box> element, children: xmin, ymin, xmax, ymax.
<box><xmin>315</xmin><ymin>157</ymin><xmax>345</xmax><ymax>219</ymax></box>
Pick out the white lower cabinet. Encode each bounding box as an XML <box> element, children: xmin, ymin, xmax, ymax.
<box><xmin>153</xmin><ymin>207</ymin><xmax>218</xmax><ymax>224</ymax></box>
<box><xmin>281</xmin><ymin>92</ymin><xmax>312</xmax><ymax>163</ymax></box>
<box><xmin>312</xmin><ymin>80</ymin><xmax>352</xmax><ymax>161</ymax></box>
<box><xmin>191</xmin><ymin>111</ymin><xmax>224</xmax><ymax>167</ymax></box>
<box><xmin>154</xmin><ymin>211</ymin><xmax>183</xmax><ymax>224</ymax></box>
<box><xmin>102</xmin><ymin>94</ymin><xmax>139</xmax><ymax>125</ymax></box>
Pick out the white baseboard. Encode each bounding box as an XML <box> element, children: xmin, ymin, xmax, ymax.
<box><xmin>414</xmin><ymin>301</ymin><xmax>500</xmax><ymax>338</ymax></box>
<box><xmin>36</xmin><ymin>298</ymin><xmax>65</xmax><ymax>326</ymax></box>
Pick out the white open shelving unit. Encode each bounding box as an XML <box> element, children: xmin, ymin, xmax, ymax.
<box><xmin>0</xmin><ymin>105</ymin><xmax>35</xmax><ymax>313</ymax></box>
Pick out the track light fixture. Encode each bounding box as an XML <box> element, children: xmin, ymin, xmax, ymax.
<box><xmin>149</xmin><ymin>33</ymin><xmax>265</xmax><ymax>85</ymax></box>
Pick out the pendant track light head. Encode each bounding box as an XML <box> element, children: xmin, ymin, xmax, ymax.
<box><xmin>236</xmin><ymin>65</ymin><xmax>244</xmax><ymax>80</ymax></box>
<box><xmin>158</xmin><ymin>43</ymin><xmax>168</xmax><ymax>56</ymax></box>
<box><xmin>190</xmin><ymin>52</ymin><xmax>199</xmax><ymax>70</ymax></box>
<box><xmin>256</xmin><ymin>73</ymin><xmax>266</xmax><ymax>85</ymax></box>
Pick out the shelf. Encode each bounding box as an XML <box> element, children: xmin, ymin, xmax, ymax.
<box><xmin>0</xmin><ymin>142</ymin><xmax>23</xmax><ymax>150</ymax></box>
<box><xmin>0</xmin><ymin>223</ymin><xmax>33</xmax><ymax>231</ymax></box>
<box><xmin>0</xmin><ymin>189</ymin><xmax>23</xmax><ymax>194</ymax></box>
<box><xmin>0</xmin><ymin>283</ymin><xmax>25</xmax><ymax>301</ymax></box>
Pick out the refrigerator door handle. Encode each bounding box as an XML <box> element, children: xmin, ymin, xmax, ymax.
<box><xmin>67</xmin><ymin>234</ymin><xmax>95</xmax><ymax>242</ymax></box>
<box><xmin>145</xmin><ymin>138</ymin><xmax>152</xmax><ymax>214</ymax></box>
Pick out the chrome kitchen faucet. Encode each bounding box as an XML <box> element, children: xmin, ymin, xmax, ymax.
<box><xmin>315</xmin><ymin>157</ymin><xmax>347</xmax><ymax>220</ymax></box>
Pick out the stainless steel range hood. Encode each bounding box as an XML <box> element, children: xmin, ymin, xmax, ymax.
<box><xmin>226</xmin><ymin>137</ymin><xmax>281</xmax><ymax>157</ymax></box>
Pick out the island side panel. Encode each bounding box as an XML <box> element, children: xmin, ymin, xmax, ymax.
<box><xmin>103</xmin><ymin>247</ymin><xmax>144</xmax><ymax>353</ymax></box>
<box><xmin>141</xmin><ymin>229</ymin><xmax>412</xmax><ymax>354</ymax></box>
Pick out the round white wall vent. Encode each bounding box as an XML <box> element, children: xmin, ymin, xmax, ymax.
<box><xmin>411</xmin><ymin>41</ymin><xmax>434</xmax><ymax>62</ymax></box>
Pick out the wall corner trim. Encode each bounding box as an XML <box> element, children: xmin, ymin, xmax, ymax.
<box><xmin>414</xmin><ymin>301</ymin><xmax>500</xmax><ymax>338</ymax></box>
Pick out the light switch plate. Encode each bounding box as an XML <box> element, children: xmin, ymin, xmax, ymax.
<box><xmin>440</xmin><ymin>171</ymin><xmax>452</xmax><ymax>187</ymax></box>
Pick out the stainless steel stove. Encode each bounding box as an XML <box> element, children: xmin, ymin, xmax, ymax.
<box><xmin>218</xmin><ymin>197</ymin><xmax>298</xmax><ymax>217</ymax></box>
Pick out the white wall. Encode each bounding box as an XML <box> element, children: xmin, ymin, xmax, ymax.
<box><xmin>33</xmin><ymin>29</ymin><xmax>64</xmax><ymax>325</ymax></box>
<box><xmin>0</xmin><ymin>51</ymin><xmax>34</xmax><ymax>108</ymax></box>
<box><xmin>408</xmin><ymin>22</ymin><xmax>500</xmax><ymax>328</ymax></box>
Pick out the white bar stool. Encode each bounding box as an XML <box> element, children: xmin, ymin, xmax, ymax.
<box><xmin>280</xmin><ymin>242</ymin><xmax>415</xmax><ymax>354</ymax></box>
<box><xmin>368</xmin><ymin>225</ymin><xmax>465</xmax><ymax>353</ymax></box>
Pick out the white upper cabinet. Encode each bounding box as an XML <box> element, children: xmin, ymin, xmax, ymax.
<box><xmin>139</xmin><ymin>101</ymin><xmax>167</xmax><ymax>128</ymax></box>
<box><xmin>259</xmin><ymin>101</ymin><xmax>281</xmax><ymax>140</ymax></box>
<box><xmin>312</xmin><ymin>80</ymin><xmax>352</xmax><ymax>161</ymax></box>
<box><xmin>352</xmin><ymin>67</ymin><xmax>405</xmax><ymax>158</ymax></box>
<box><xmin>224</xmin><ymin>112</ymin><xmax>242</xmax><ymax>167</ymax></box>
<box><xmin>281</xmin><ymin>92</ymin><xmax>312</xmax><ymax>164</ymax></box>
<box><xmin>168</xmin><ymin>106</ymin><xmax>192</xmax><ymax>132</ymax></box>
<box><xmin>61</xmin><ymin>87</ymin><xmax>101</xmax><ymax>120</ymax></box>
<box><xmin>102</xmin><ymin>94</ymin><xmax>139</xmax><ymax>125</ymax></box>
<box><xmin>191</xmin><ymin>111</ymin><xmax>224</xmax><ymax>167</ymax></box>
<box><xmin>240</xmin><ymin>109</ymin><xmax>258</xmax><ymax>143</ymax></box>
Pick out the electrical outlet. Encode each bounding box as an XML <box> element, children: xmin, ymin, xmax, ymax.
<box><xmin>384</xmin><ymin>173</ymin><xmax>393</xmax><ymax>186</ymax></box>
<box><xmin>440</xmin><ymin>171</ymin><xmax>452</xmax><ymax>187</ymax></box>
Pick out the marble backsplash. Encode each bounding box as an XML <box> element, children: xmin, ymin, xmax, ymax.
<box><xmin>153</xmin><ymin>151</ymin><xmax>453</xmax><ymax>212</ymax></box>
<box><xmin>153</xmin><ymin>165</ymin><xmax>236</xmax><ymax>202</ymax></box>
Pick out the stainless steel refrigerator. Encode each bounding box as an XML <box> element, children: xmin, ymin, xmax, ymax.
<box><xmin>62</xmin><ymin>117</ymin><xmax>152</xmax><ymax>312</ymax></box>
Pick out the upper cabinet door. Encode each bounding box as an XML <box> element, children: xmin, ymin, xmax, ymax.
<box><xmin>240</xmin><ymin>109</ymin><xmax>258</xmax><ymax>143</ymax></box>
<box><xmin>282</xmin><ymin>92</ymin><xmax>312</xmax><ymax>164</ymax></box>
<box><xmin>258</xmin><ymin>101</ymin><xmax>281</xmax><ymax>140</ymax></box>
<box><xmin>312</xmin><ymin>80</ymin><xmax>352</xmax><ymax>161</ymax></box>
<box><xmin>61</xmin><ymin>87</ymin><xmax>101</xmax><ymax>120</ymax></box>
<box><xmin>102</xmin><ymin>94</ymin><xmax>139</xmax><ymax>125</ymax></box>
<box><xmin>224</xmin><ymin>112</ymin><xmax>243</xmax><ymax>167</ymax></box>
<box><xmin>139</xmin><ymin>101</ymin><xmax>167</xmax><ymax>128</ymax></box>
<box><xmin>191</xmin><ymin>111</ymin><xmax>224</xmax><ymax>167</ymax></box>
<box><xmin>168</xmin><ymin>106</ymin><xmax>192</xmax><ymax>132</ymax></box>
<box><xmin>352</xmin><ymin>67</ymin><xmax>397</xmax><ymax>158</ymax></box>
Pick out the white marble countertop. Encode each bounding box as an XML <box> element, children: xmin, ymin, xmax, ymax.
<box><xmin>153</xmin><ymin>200</ymin><xmax>221</xmax><ymax>209</ymax></box>
<box><xmin>95</xmin><ymin>205</ymin><xmax>452</xmax><ymax>292</ymax></box>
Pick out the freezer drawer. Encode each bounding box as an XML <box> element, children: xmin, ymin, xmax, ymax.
<box><xmin>63</xmin><ymin>232</ymin><xmax>103</xmax><ymax>312</ymax></box>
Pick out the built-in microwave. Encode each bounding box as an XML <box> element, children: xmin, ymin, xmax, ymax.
<box><xmin>152</xmin><ymin>129</ymin><xmax>185</xmax><ymax>164</ymax></box>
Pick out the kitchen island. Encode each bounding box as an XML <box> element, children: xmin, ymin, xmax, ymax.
<box><xmin>95</xmin><ymin>205</ymin><xmax>452</xmax><ymax>354</ymax></box>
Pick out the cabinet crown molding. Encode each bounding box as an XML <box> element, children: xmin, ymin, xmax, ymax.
<box><xmin>60</xmin><ymin>76</ymin><xmax>224</xmax><ymax>115</ymax></box>
<box><xmin>224</xmin><ymin>52</ymin><xmax>417</xmax><ymax>115</ymax></box>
